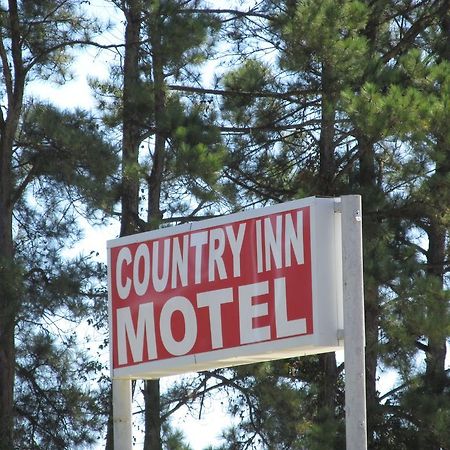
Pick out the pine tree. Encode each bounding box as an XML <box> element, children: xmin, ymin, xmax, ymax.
<box><xmin>96</xmin><ymin>0</ymin><xmax>229</xmax><ymax>447</ymax></box>
<box><xmin>195</xmin><ymin>0</ymin><xmax>450</xmax><ymax>448</ymax></box>
<box><xmin>0</xmin><ymin>2</ymin><xmax>118</xmax><ymax>447</ymax></box>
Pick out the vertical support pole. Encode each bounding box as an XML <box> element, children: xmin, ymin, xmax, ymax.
<box><xmin>341</xmin><ymin>195</ymin><xmax>367</xmax><ymax>450</ymax></box>
<box><xmin>113</xmin><ymin>378</ymin><xmax>133</xmax><ymax>450</ymax></box>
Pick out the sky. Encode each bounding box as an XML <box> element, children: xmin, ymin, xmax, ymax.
<box><xmin>27</xmin><ymin>1</ymin><xmax>449</xmax><ymax>448</ymax></box>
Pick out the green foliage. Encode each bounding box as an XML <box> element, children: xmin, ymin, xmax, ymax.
<box><xmin>19</xmin><ymin>103</ymin><xmax>119</xmax><ymax>214</ymax></box>
<box><xmin>169</xmin><ymin>101</ymin><xmax>226</xmax><ymax>185</ymax></box>
<box><xmin>0</xmin><ymin>2</ymin><xmax>117</xmax><ymax>447</ymax></box>
<box><xmin>342</xmin><ymin>53</ymin><xmax>450</xmax><ymax>144</ymax></box>
<box><xmin>15</xmin><ymin>331</ymin><xmax>107</xmax><ymax>449</ymax></box>
<box><xmin>223</xmin><ymin>59</ymin><xmax>271</xmax><ymax>94</ymax></box>
<box><xmin>221</xmin><ymin>59</ymin><xmax>282</xmax><ymax>129</ymax></box>
<box><xmin>208</xmin><ymin>362</ymin><xmax>343</xmax><ymax>450</ymax></box>
<box><xmin>155</xmin><ymin>0</ymin><xmax>220</xmax><ymax>79</ymax></box>
<box><xmin>2</xmin><ymin>0</ymin><xmax>448</xmax><ymax>448</ymax></box>
<box><xmin>18</xmin><ymin>0</ymin><xmax>101</xmax><ymax>82</ymax></box>
<box><xmin>13</xmin><ymin>199</ymin><xmax>111</xmax><ymax>447</ymax></box>
<box><xmin>162</xmin><ymin>426</ymin><xmax>194</xmax><ymax>450</ymax></box>
<box><xmin>280</xmin><ymin>0</ymin><xmax>369</xmax><ymax>81</ymax></box>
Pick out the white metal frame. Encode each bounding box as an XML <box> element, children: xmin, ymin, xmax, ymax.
<box><xmin>111</xmin><ymin>195</ymin><xmax>367</xmax><ymax>449</ymax></box>
<box><xmin>341</xmin><ymin>195</ymin><xmax>368</xmax><ymax>449</ymax></box>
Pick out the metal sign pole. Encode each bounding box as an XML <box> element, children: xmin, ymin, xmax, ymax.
<box><xmin>113</xmin><ymin>378</ymin><xmax>132</xmax><ymax>449</ymax></box>
<box><xmin>341</xmin><ymin>195</ymin><xmax>367</xmax><ymax>450</ymax></box>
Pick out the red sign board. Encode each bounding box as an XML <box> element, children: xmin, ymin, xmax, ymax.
<box><xmin>108</xmin><ymin>197</ymin><xmax>343</xmax><ymax>379</ymax></box>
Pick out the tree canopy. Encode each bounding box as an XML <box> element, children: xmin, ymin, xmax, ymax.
<box><xmin>0</xmin><ymin>0</ymin><xmax>448</xmax><ymax>449</ymax></box>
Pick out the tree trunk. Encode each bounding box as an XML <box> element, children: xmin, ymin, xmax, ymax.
<box><xmin>0</xmin><ymin>207</ymin><xmax>15</xmax><ymax>450</ymax></box>
<box><xmin>142</xmin><ymin>3</ymin><xmax>166</xmax><ymax>449</ymax></box>
<box><xmin>420</xmin><ymin>152</ymin><xmax>449</xmax><ymax>449</ymax></box>
<box><xmin>106</xmin><ymin>1</ymin><xmax>143</xmax><ymax>447</ymax></box>
<box><xmin>0</xmin><ymin>2</ymin><xmax>25</xmax><ymax>443</ymax></box>
<box><xmin>358</xmin><ymin>135</ymin><xmax>382</xmax><ymax>447</ymax></box>
<box><xmin>315</xmin><ymin>59</ymin><xmax>339</xmax><ymax>446</ymax></box>
<box><xmin>147</xmin><ymin>0</ymin><xmax>166</xmax><ymax>227</ymax></box>
<box><xmin>424</xmin><ymin>0</ymin><xmax>449</xmax><ymax>397</ymax></box>
<box><xmin>424</xmin><ymin>220</ymin><xmax>447</xmax><ymax>394</ymax></box>
<box><xmin>120</xmin><ymin>0</ymin><xmax>143</xmax><ymax>237</ymax></box>
<box><xmin>144</xmin><ymin>380</ymin><xmax>162</xmax><ymax>450</ymax></box>
<box><xmin>419</xmin><ymin>14</ymin><xmax>450</xmax><ymax>445</ymax></box>
<box><xmin>318</xmin><ymin>61</ymin><xmax>336</xmax><ymax>195</ymax></box>
<box><xmin>0</xmin><ymin>89</ymin><xmax>22</xmax><ymax>450</ymax></box>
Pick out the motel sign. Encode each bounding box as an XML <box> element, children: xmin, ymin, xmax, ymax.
<box><xmin>107</xmin><ymin>196</ymin><xmax>367</xmax><ymax>449</ymax></box>
<box><xmin>108</xmin><ymin>197</ymin><xmax>343</xmax><ymax>379</ymax></box>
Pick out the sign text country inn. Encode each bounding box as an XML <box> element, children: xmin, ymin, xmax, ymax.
<box><xmin>107</xmin><ymin>197</ymin><xmax>344</xmax><ymax>379</ymax></box>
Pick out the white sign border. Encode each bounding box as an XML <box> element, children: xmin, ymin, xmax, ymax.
<box><xmin>107</xmin><ymin>196</ymin><xmax>344</xmax><ymax>379</ymax></box>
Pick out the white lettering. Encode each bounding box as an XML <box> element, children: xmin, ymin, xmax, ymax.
<box><xmin>152</xmin><ymin>239</ymin><xmax>170</xmax><ymax>292</ymax></box>
<box><xmin>226</xmin><ymin>224</ymin><xmax>246</xmax><ymax>277</ymax></box>
<box><xmin>239</xmin><ymin>281</ymin><xmax>270</xmax><ymax>344</ymax></box>
<box><xmin>160</xmin><ymin>296</ymin><xmax>197</xmax><ymax>355</ymax></box>
<box><xmin>274</xmin><ymin>277</ymin><xmax>306</xmax><ymax>337</ymax></box>
<box><xmin>116</xmin><ymin>303</ymin><xmax>157</xmax><ymax>365</ymax></box>
<box><xmin>264</xmin><ymin>215</ymin><xmax>283</xmax><ymax>270</ymax></box>
<box><xmin>285</xmin><ymin>211</ymin><xmax>304</xmax><ymax>266</ymax></box>
<box><xmin>197</xmin><ymin>288</ymin><xmax>233</xmax><ymax>349</ymax></box>
<box><xmin>208</xmin><ymin>228</ymin><xmax>227</xmax><ymax>282</ymax></box>
<box><xmin>190</xmin><ymin>231</ymin><xmax>208</xmax><ymax>284</ymax></box>
<box><xmin>116</xmin><ymin>247</ymin><xmax>132</xmax><ymax>299</ymax></box>
<box><xmin>133</xmin><ymin>244</ymin><xmax>150</xmax><ymax>296</ymax></box>
<box><xmin>256</xmin><ymin>220</ymin><xmax>263</xmax><ymax>273</ymax></box>
<box><xmin>171</xmin><ymin>235</ymin><xmax>189</xmax><ymax>289</ymax></box>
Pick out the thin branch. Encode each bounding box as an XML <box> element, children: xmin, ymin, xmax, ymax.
<box><xmin>26</xmin><ymin>39</ymin><xmax>124</xmax><ymax>72</ymax></box>
<box><xmin>415</xmin><ymin>339</ymin><xmax>429</xmax><ymax>353</ymax></box>
<box><xmin>161</xmin><ymin>213</ymin><xmax>221</xmax><ymax>224</ymax></box>
<box><xmin>379</xmin><ymin>368</ymin><xmax>450</xmax><ymax>402</ymax></box>
<box><xmin>178</xmin><ymin>7</ymin><xmax>272</xmax><ymax>21</ymax></box>
<box><xmin>161</xmin><ymin>379</ymin><xmax>230</xmax><ymax>421</ymax></box>
<box><xmin>168</xmin><ymin>83</ymin><xmax>316</xmax><ymax>100</ymax></box>
<box><xmin>12</xmin><ymin>164</ymin><xmax>37</xmax><ymax>205</ymax></box>
<box><xmin>0</xmin><ymin>33</ymin><xmax>13</xmax><ymax>101</ymax></box>
<box><xmin>219</xmin><ymin>118</ymin><xmax>321</xmax><ymax>134</ymax></box>
<box><xmin>381</xmin><ymin>0</ymin><xmax>444</xmax><ymax>63</ymax></box>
